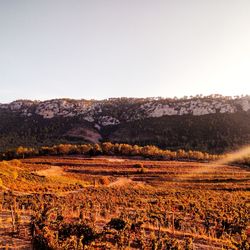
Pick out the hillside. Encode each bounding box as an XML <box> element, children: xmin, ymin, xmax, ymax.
<box><xmin>1</xmin><ymin>95</ymin><xmax>250</xmax><ymax>153</ymax></box>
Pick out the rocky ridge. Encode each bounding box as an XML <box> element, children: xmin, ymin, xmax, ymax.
<box><xmin>1</xmin><ymin>96</ymin><xmax>250</xmax><ymax>126</ymax></box>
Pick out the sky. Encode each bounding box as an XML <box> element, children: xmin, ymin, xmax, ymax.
<box><xmin>0</xmin><ymin>0</ymin><xmax>250</xmax><ymax>103</ymax></box>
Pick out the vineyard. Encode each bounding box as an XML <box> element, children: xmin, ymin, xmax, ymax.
<box><xmin>0</xmin><ymin>156</ymin><xmax>249</xmax><ymax>249</ymax></box>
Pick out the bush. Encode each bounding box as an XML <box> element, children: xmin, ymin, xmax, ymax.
<box><xmin>99</xmin><ymin>176</ymin><xmax>110</xmax><ymax>186</ymax></box>
<box><xmin>134</xmin><ymin>163</ymin><xmax>144</xmax><ymax>168</ymax></box>
<box><xmin>106</xmin><ymin>218</ymin><xmax>126</xmax><ymax>231</ymax></box>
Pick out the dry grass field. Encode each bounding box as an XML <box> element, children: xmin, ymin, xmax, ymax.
<box><xmin>0</xmin><ymin>156</ymin><xmax>249</xmax><ymax>249</ymax></box>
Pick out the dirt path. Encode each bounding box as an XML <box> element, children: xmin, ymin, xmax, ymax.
<box><xmin>108</xmin><ymin>177</ymin><xmax>145</xmax><ymax>188</ymax></box>
<box><xmin>36</xmin><ymin>166</ymin><xmax>64</xmax><ymax>177</ymax></box>
<box><xmin>108</xmin><ymin>177</ymin><xmax>133</xmax><ymax>187</ymax></box>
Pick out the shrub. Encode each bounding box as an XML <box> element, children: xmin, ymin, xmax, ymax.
<box><xmin>106</xmin><ymin>218</ymin><xmax>126</xmax><ymax>231</ymax></box>
<box><xmin>99</xmin><ymin>176</ymin><xmax>110</xmax><ymax>186</ymax></box>
<box><xmin>134</xmin><ymin>163</ymin><xmax>144</xmax><ymax>168</ymax></box>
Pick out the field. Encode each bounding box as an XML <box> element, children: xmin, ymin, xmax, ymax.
<box><xmin>0</xmin><ymin>156</ymin><xmax>249</xmax><ymax>249</ymax></box>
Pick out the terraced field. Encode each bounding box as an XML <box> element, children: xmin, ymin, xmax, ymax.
<box><xmin>0</xmin><ymin>156</ymin><xmax>249</xmax><ymax>249</ymax></box>
<box><xmin>24</xmin><ymin>156</ymin><xmax>250</xmax><ymax>191</ymax></box>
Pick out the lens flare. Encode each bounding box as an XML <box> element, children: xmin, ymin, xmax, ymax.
<box><xmin>177</xmin><ymin>145</ymin><xmax>250</xmax><ymax>181</ymax></box>
<box><xmin>214</xmin><ymin>145</ymin><xmax>250</xmax><ymax>165</ymax></box>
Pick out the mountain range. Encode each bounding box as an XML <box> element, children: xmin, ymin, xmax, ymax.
<box><xmin>1</xmin><ymin>95</ymin><xmax>250</xmax><ymax>153</ymax></box>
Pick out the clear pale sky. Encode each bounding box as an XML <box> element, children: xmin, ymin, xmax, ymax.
<box><xmin>0</xmin><ymin>0</ymin><xmax>250</xmax><ymax>103</ymax></box>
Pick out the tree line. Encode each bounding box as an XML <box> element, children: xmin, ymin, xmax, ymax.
<box><xmin>0</xmin><ymin>142</ymin><xmax>222</xmax><ymax>162</ymax></box>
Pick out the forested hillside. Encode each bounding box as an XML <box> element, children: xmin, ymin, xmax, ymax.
<box><xmin>1</xmin><ymin>96</ymin><xmax>250</xmax><ymax>153</ymax></box>
<box><xmin>104</xmin><ymin>112</ymin><xmax>250</xmax><ymax>153</ymax></box>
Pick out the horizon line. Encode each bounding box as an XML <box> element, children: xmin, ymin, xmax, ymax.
<box><xmin>1</xmin><ymin>93</ymin><xmax>250</xmax><ymax>105</ymax></box>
